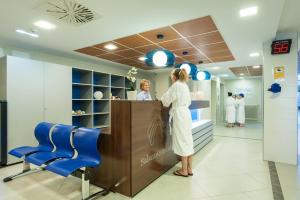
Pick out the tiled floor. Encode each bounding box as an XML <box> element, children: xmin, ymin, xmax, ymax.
<box><xmin>0</xmin><ymin>124</ymin><xmax>299</xmax><ymax>200</ymax></box>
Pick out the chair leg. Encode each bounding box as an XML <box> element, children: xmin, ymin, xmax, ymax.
<box><xmin>3</xmin><ymin>161</ymin><xmax>43</xmax><ymax>182</ymax></box>
<box><xmin>81</xmin><ymin>169</ymin><xmax>90</xmax><ymax>200</ymax></box>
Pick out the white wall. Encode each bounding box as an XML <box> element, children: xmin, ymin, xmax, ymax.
<box><xmin>154</xmin><ymin>71</ymin><xmax>171</xmax><ymax>99</ymax></box>
<box><xmin>263</xmin><ymin>32</ymin><xmax>298</xmax><ymax>165</ymax></box>
<box><xmin>224</xmin><ymin>77</ymin><xmax>263</xmax><ymax>121</ymax></box>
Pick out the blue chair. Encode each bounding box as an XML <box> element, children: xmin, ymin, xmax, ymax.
<box><xmin>45</xmin><ymin>128</ymin><xmax>105</xmax><ymax>199</ymax></box>
<box><xmin>25</xmin><ymin>124</ymin><xmax>75</xmax><ymax>166</ymax></box>
<box><xmin>9</xmin><ymin>122</ymin><xmax>54</xmax><ymax>158</ymax></box>
<box><xmin>3</xmin><ymin>122</ymin><xmax>55</xmax><ymax>182</ymax></box>
<box><xmin>45</xmin><ymin>127</ymin><xmax>101</xmax><ymax>177</ymax></box>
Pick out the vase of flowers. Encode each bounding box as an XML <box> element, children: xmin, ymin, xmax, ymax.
<box><xmin>126</xmin><ymin>67</ymin><xmax>138</xmax><ymax>100</ymax></box>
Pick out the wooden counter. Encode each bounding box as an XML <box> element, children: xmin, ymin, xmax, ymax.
<box><xmin>89</xmin><ymin>101</ymin><xmax>178</xmax><ymax>197</ymax></box>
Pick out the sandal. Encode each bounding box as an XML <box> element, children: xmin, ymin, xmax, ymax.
<box><xmin>188</xmin><ymin>172</ymin><xmax>193</xmax><ymax>176</ymax></box>
<box><xmin>173</xmin><ymin>170</ymin><xmax>188</xmax><ymax>177</ymax></box>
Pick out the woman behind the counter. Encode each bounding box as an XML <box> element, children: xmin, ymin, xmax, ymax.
<box><xmin>137</xmin><ymin>79</ymin><xmax>152</xmax><ymax>101</ymax></box>
<box><xmin>161</xmin><ymin>68</ymin><xmax>194</xmax><ymax>177</ymax></box>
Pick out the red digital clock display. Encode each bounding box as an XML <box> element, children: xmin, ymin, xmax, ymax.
<box><xmin>271</xmin><ymin>39</ymin><xmax>292</xmax><ymax>55</ymax></box>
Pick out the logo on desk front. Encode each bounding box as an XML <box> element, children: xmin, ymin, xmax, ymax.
<box><xmin>146</xmin><ymin>112</ymin><xmax>164</xmax><ymax>146</ymax></box>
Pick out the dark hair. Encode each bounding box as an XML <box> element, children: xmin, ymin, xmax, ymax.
<box><xmin>228</xmin><ymin>92</ymin><xmax>232</xmax><ymax>96</ymax></box>
<box><xmin>239</xmin><ymin>93</ymin><xmax>244</xmax><ymax>98</ymax></box>
<box><xmin>172</xmin><ymin>68</ymin><xmax>189</xmax><ymax>82</ymax></box>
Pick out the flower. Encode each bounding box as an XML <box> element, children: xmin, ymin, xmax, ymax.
<box><xmin>126</xmin><ymin>67</ymin><xmax>138</xmax><ymax>91</ymax></box>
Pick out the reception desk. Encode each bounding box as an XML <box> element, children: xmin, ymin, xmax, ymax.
<box><xmin>89</xmin><ymin>100</ymin><xmax>212</xmax><ymax>197</ymax></box>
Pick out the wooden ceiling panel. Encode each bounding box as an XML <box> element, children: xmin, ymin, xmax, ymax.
<box><xmin>186</xmin><ymin>31</ymin><xmax>224</xmax><ymax>46</ymax></box>
<box><xmin>113</xmin><ymin>49</ymin><xmax>143</xmax><ymax>58</ymax></box>
<box><xmin>206</xmin><ymin>50</ymin><xmax>233</xmax><ymax>58</ymax></box>
<box><xmin>75</xmin><ymin>47</ymin><xmax>108</xmax><ymax>56</ymax></box>
<box><xmin>159</xmin><ymin>38</ymin><xmax>192</xmax><ymax>50</ymax></box>
<box><xmin>96</xmin><ymin>53</ymin><xmax>124</xmax><ymax>61</ymax></box>
<box><xmin>189</xmin><ymin>59</ymin><xmax>211</xmax><ymax>65</ymax></box>
<box><xmin>74</xmin><ymin>15</ymin><xmax>234</xmax><ymax>70</ymax></box>
<box><xmin>175</xmin><ymin>56</ymin><xmax>187</xmax><ymax>63</ymax></box>
<box><xmin>139</xmin><ymin>26</ymin><xmax>181</xmax><ymax>43</ymax></box>
<box><xmin>134</xmin><ymin>44</ymin><xmax>161</xmax><ymax>54</ymax></box>
<box><xmin>211</xmin><ymin>55</ymin><xmax>235</xmax><ymax>63</ymax></box>
<box><xmin>247</xmin><ymin>66</ymin><xmax>263</xmax><ymax>76</ymax></box>
<box><xmin>114</xmin><ymin>35</ymin><xmax>152</xmax><ymax>48</ymax></box>
<box><xmin>196</xmin><ymin>42</ymin><xmax>229</xmax><ymax>53</ymax></box>
<box><xmin>172</xmin><ymin>47</ymin><xmax>200</xmax><ymax>57</ymax></box>
<box><xmin>172</xmin><ymin>16</ymin><xmax>218</xmax><ymax>37</ymax></box>
<box><xmin>93</xmin><ymin>42</ymin><xmax>128</xmax><ymax>51</ymax></box>
<box><xmin>181</xmin><ymin>54</ymin><xmax>207</xmax><ymax>61</ymax></box>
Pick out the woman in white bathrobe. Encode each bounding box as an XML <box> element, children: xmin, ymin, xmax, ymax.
<box><xmin>161</xmin><ymin>68</ymin><xmax>194</xmax><ymax>177</ymax></box>
<box><xmin>226</xmin><ymin>92</ymin><xmax>236</xmax><ymax>127</ymax></box>
<box><xmin>237</xmin><ymin>93</ymin><xmax>245</xmax><ymax>127</ymax></box>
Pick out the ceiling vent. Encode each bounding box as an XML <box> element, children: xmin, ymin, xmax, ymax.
<box><xmin>37</xmin><ymin>0</ymin><xmax>101</xmax><ymax>26</ymax></box>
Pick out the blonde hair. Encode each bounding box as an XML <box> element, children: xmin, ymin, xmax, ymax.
<box><xmin>172</xmin><ymin>68</ymin><xmax>189</xmax><ymax>82</ymax></box>
<box><xmin>140</xmin><ymin>79</ymin><xmax>150</xmax><ymax>90</ymax></box>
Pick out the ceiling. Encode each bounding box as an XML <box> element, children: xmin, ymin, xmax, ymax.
<box><xmin>75</xmin><ymin>16</ymin><xmax>234</xmax><ymax>70</ymax></box>
<box><xmin>229</xmin><ymin>66</ymin><xmax>263</xmax><ymax>77</ymax></box>
<box><xmin>0</xmin><ymin>0</ymin><xmax>297</xmax><ymax>77</ymax></box>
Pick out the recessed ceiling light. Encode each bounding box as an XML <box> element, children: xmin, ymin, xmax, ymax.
<box><xmin>34</xmin><ymin>20</ymin><xmax>56</xmax><ymax>30</ymax></box>
<box><xmin>252</xmin><ymin>65</ymin><xmax>261</xmax><ymax>69</ymax></box>
<box><xmin>240</xmin><ymin>6</ymin><xmax>258</xmax><ymax>17</ymax></box>
<box><xmin>138</xmin><ymin>56</ymin><xmax>146</xmax><ymax>61</ymax></box>
<box><xmin>104</xmin><ymin>43</ymin><xmax>118</xmax><ymax>50</ymax></box>
<box><xmin>212</xmin><ymin>66</ymin><xmax>220</xmax><ymax>70</ymax></box>
<box><xmin>250</xmin><ymin>52</ymin><xmax>260</xmax><ymax>57</ymax></box>
<box><xmin>16</xmin><ymin>29</ymin><xmax>39</xmax><ymax>38</ymax></box>
<box><xmin>240</xmin><ymin>73</ymin><xmax>244</xmax><ymax>76</ymax></box>
<box><xmin>221</xmin><ymin>74</ymin><xmax>229</xmax><ymax>77</ymax></box>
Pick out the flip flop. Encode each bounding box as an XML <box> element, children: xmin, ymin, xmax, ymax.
<box><xmin>173</xmin><ymin>170</ymin><xmax>188</xmax><ymax>177</ymax></box>
<box><xmin>188</xmin><ymin>172</ymin><xmax>193</xmax><ymax>176</ymax></box>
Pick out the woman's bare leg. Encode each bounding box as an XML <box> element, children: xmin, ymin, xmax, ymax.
<box><xmin>180</xmin><ymin>156</ymin><xmax>188</xmax><ymax>175</ymax></box>
<box><xmin>187</xmin><ymin>155</ymin><xmax>193</xmax><ymax>174</ymax></box>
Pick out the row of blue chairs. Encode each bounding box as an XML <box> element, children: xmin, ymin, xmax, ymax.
<box><xmin>3</xmin><ymin>122</ymin><xmax>107</xmax><ymax>200</ymax></box>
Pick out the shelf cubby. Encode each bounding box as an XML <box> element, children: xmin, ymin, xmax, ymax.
<box><xmin>111</xmin><ymin>88</ymin><xmax>125</xmax><ymax>99</ymax></box>
<box><xmin>93</xmin><ymin>86</ymin><xmax>110</xmax><ymax>99</ymax></box>
<box><xmin>94</xmin><ymin>72</ymin><xmax>110</xmax><ymax>86</ymax></box>
<box><xmin>111</xmin><ymin>75</ymin><xmax>125</xmax><ymax>88</ymax></box>
<box><xmin>72</xmin><ymin>85</ymin><xmax>93</xmax><ymax>99</ymax></box>
<box><xmin>72</xmin><ymin>115</ymin><xmax>93</xmax><ymax>128</ymax></box>
<box><xmin>93</xmin><ymin>100</ymin><xmax>110</xmax><ymax>113</ymax></box>
<box><xmin>72</xmin><ymin>68</ymin><xmax>92</xmax><ymax>84</ymax></box>
<box><xmin>94</xmin><ymin>114</ymin><xmax>110</xmax><ymax>128</ymax></box>
<box><xmin>72</xmin><ymin>100</ymin><xmax>93</xmax><ymax>114</ymax></box>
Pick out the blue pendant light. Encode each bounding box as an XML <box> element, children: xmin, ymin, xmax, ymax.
<box><xmin>194</xmin><ymin>70</ymin><xmax>211</xmax><ymax>80</ymax></box>
<box><xmin>145</xmin><ymin>49</ymin><xmax>175</xmax><ymax>67</ymax></box>
<box><xmin>175</xmin><ymin>62</ymin><xmax>197</xmax><ymax>76</ymax></box>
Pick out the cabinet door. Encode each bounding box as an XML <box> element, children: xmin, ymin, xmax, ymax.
<box><xmin>7</xmin><ymin>56</ymin><xmax>44</xmax><ymax>164</ymax></box>
<box><xmin>44</xmin><ymin>63</ymin><xmax>72</xmax><ymax>124</ymax></box>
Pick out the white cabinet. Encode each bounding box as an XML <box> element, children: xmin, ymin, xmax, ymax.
<box><xmin>0</xmin><ymin>56</ymin><xmax>71</xmax><ymax>164</ymax></box>
<box><xmin>44</xmin><ymin>63</ymin><xmax>72</xmax><ymax>124</ymax></box>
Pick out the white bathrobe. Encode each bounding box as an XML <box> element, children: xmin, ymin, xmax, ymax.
<box><xmin>161</xmin><ymin>81</ymin><xmax>194</xmax><ymax>156</ymax></box>
<box><xmin>226</xmin><ymin>97</ymin><xmax>236</xmax><ymax>123</ymax></box>
<box><xmin>237</xmin><ymin>98</ymin><xmax>245</xmax><ymax>124</ymax></box>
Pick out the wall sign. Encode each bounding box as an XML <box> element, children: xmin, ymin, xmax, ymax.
<box><xmin>273</xmin><ymin>66</ymin><xmax>285</xmax><ymax>80</ymax></box>
<box><xmin>271</xmin><ymin>39</ymin><xmax>292</xmax><ymax>55</ymax></box>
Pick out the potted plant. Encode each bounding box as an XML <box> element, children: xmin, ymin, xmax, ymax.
<box><xmin>126</xmin><ymin>67</ymin><xmax>138</xmax><ymax>100</ymax></box>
